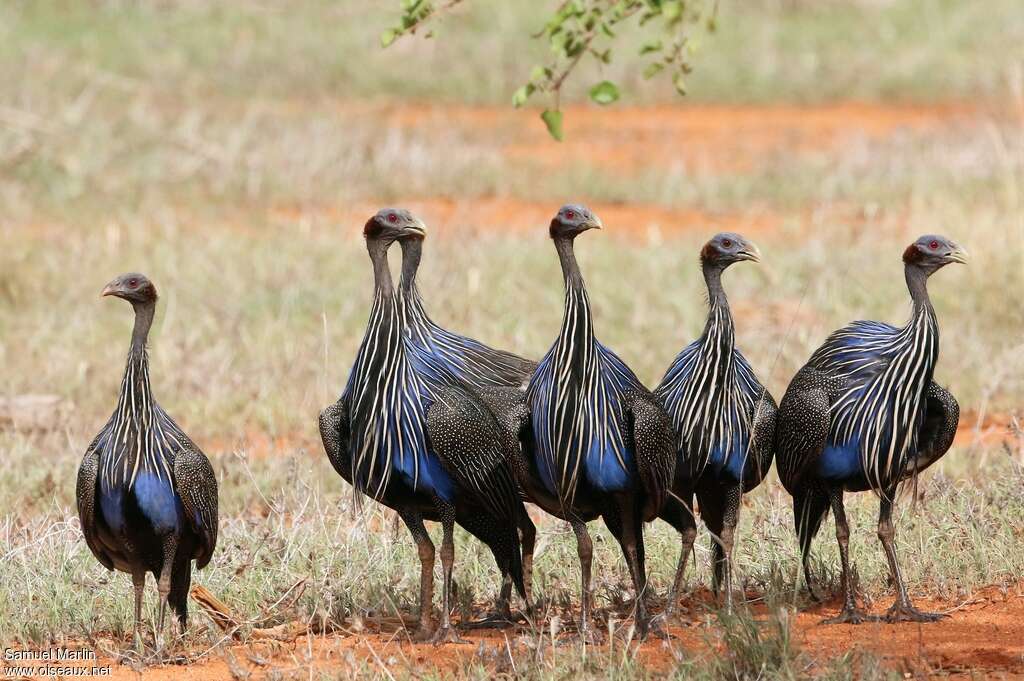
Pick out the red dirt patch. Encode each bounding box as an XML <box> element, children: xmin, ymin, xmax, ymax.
<box><xmin>28</xmin><ymin>583</ymin><xmax>1022</xmax><ymax>679</ymax></box>
<box><xmin>379</xmin><ymin>101</ymin><xmax>979</xmax><ymax>173</ymax></box>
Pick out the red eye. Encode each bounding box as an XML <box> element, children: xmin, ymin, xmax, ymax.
<box><xmin>721</xmin><ymin>239</ymin><xmax>732</xmax><ymax>248</ymax></box>
<box><xmin>128</xmin><ymin>279</ymin><xmax>138</xmax><ymax>287</ymax></box>
<box><xmin>929</xmin><ymin>240</ymin><xmax>939</xmax><ymax>250</ymax></box>
<box><xmin>387</xmin><ymin>213</ymin><xmax>398</xmax><ymax>223</ymax></box>
<box><xmin>565</xmin><ymin>210</ymin><xmax>575</xmax><ymax>220</ymax></box>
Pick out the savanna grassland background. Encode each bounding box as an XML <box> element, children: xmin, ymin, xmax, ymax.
<box><xmin>1</xmin><ymin>1</ymin><xmax>1023</xmax><ymax>679</ymax></box>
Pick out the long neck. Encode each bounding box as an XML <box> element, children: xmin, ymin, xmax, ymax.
<box><xmin>905</xmin><ymin>264</ymin><xmax>933</xmax><ymax>317</ymax></box>
<box><xmin>398</xmin><ymin>238</ymin><xmax>429</xmax><ymax>328</ymax></box>
<box><xmin>368</xmin><ymin>239</ymin><xmax>394</xmax><ymax>299</ymax></box>
<box><xmin>701</xmin><ymin>262</ymin><xmax>735</xmax><ymax>347</ymax></box>
<box><xmin>553</xmin><ymin>236</ymin><xmax>594</xmax><ymax>357</ymax></box>
<box><xmin>112</xmin><ymin>300</ymin><xmax>156</xmax><ymax>465</ymax></box>
<box><xmin>399</xmin><ymin>238</ymin><xmax>422</xmax><ymax>295</ymax></box>
<box><xmin>555</xmin><ymin>236</ymin><xmax>584</xmax><ymax>289</ymax></box>
<box><xmin>122</xmin><ymin>301</ymin><xmax>155</xmax><ymax>394</ymax></box>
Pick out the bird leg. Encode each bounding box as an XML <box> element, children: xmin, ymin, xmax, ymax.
<box><xmin>432</xmin><ymin>507</ymin><xmax>468</xmax><ymax>645</ymax></box>
<box><xmin>519</xmin><ymin>513</ymin><xmax>536</xmax><ymax>611</ymax></box>
<box><xmin>462</xmin><ymin>574</ymin><xmax>517</xmax><ymax>629</ymax></box>
<box><xmin>876</xmin><ymin>498</ymin><xmax>946</xmax><ymax>623</ymax></box>
<box><xmin>399</xmin><ymin>512</ymin><xmax>437</xmax><ymax>641</ymax></box>
<box><xmin>820</xmin><ymin>489</ymin><xmax>869</xmax><ymax>624</ymax></box>
<box><xmin>131</xmin><ymin>571</ymin><xmax>146</xmax><ymax>651</ymax></box>
<box><xmin>656</xmin><ymin>496</ymin><xmax>697</xmax><ymax>624</ymax></box>
<box><xmin>614</xmin><ymin>498</ymin><xmax>664</xmax><ymax>640</ymax></box>
<box><xmin>571</xmin><ymin>520</ymin><xmax>602</xmax><ymax>644</ymax></box>
<box><xmin>713</xmin><ymin>484</ymin><xmax>742</xmax><ymax>613</ymax></box>
<box><xmin>156</xmin><ymin>534</ymin><xmax>179</xmax><ymax>648</ymax></box>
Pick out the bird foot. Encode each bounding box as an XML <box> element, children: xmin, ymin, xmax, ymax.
<box><xmin>881</xmin><ymin>602</ymin><xmax>947</xmax><ymax>623</ymax></box>
<box><xmin>637</xmin><ymin>616</ymin><xmax>671</xmax><ymax>641</ymax></box>
<box><xmin>409</xmin><ymin>621</ymin><xmax>437</xmax><ymax>642</ymax></box>
<box><xmin>462</xmin><ymin>609</ymin><xmax>525</xmax><ymax>630</ymax></box>
<box><xmin>820</xmin><ymin>606</ymin><xmax>871</xmax><ymax>625</ymax></box>
<box><xmin>430</xmin><ymin>625</ymin><xmax>469</xmax><ymax>646</ymax></box>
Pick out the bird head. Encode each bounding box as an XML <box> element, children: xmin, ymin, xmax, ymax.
<box><xmin>700</xmin><ymin>232</ymin><xmax>761</xmax><ymax>269</ymax></box>
<box><xmin>549</xmin><ymin>204</ymin><xmax>603</xmax><ymax>239</ymax></box>
<box><xmin>364</xmin><ymin>208</ymin><xmax>428</xmax><ymax>244</ymax></box>
<box><xmin>101</xmin><ymin>273</ymin><xmax>158</xmax><ymax>305</ymax></box>
<box><xmin>903</xmin><ymin>235</ymin><xmax>968</xmax><ymax>274</ymax></box>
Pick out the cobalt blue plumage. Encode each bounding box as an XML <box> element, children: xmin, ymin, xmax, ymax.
<box><xmin>775</xmin><ymin>235</ymin><xmax>966</xmax><ymax>624</ymax></box>
<box><xmin>76</xmin><ymin>273</ymin><xmax>218</xmax><ymax>646</ymax></box>
<box><xmin>520</xmin><ymin>205</ymin><xmax>675</xmax><ymax>640</ymax></box>
<box><xmin>654</xmin><ymin>233</ymin><xmax>777</xmax><ymax>616</ymax></box>
<box><xmin>319</xmin><ymin>210</ymin><xmax>530</xmax><ymax>642</ymax></box>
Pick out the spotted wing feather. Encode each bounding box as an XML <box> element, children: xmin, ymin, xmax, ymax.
<box><xmin>76</xmin><ymin>426</ymin><xmax>114</xmax><ymax>570</ymax></box>
<box><xmin>319</xmin><ymin>396</ymin><xmax>352</xmax><ymax>483</ymax></box>
<box><xmin>170</xmin><ymin>429</ymin><xmax>219</xmax><ymax>569</ymax></box>
<box><xmin>426</xmin><ymin>385</ymin><xmax>521</xmax><ymax>522</ymax></box>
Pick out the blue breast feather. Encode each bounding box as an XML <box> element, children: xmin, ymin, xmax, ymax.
<box><xmin>100</xmin><ymin>472</ymin><xmax>185</xmax><ymax>535</ymax></box>
<box><xmin>817</xmin><ymin>438</ymin><xmax>865</xmax><ymax>482</ymax></box>
<box><xmin>657</xmin><ymin>340</ymin><xmax>763</xmax><ymax>482</ymax></box>
<box><xmin>529</xmin><ymin>341</ymin><xmax>642</xmax><ymax>496</ymax></box>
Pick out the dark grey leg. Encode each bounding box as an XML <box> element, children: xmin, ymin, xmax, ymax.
<box><xmin>399</xmin><ymin>511</ymin><xmax>436</xmax><ymax>640</ymax></box>
<box><xmin>613</xmin><ymin>497</ymin><xmax>662</xmax><ymax>639</ymax></box>
<box><xmin>821</xmin><ymin>488</ymin><xmax>869</xmax><ymax>624</ymax></box>
<box><xmin>156</xmin><ymin>534</ymin><xmax>179</xmax><ymax>645</ymax></box>
<box><xmin>659</xmin><ymin>495</ymin><xmax>697</xmax><ymax>621</ymax></box>
<box><xmin>877</xmin><ymin>497</ymin><xmax>946</xmax><ymax>623</ymax></box>
<box><xmin>132</xmin><ymin>571</ymin><xmax>146</xmax><ymax>650</ymax></box>
<box><xmin>571</xmin><ymin>520</ymin><xmax>601</xmax><ymax>643</ymax></box>
<box><xmin>715</xmin><ymin>484</ymin><xmax>742</xmax><ymax>613</ymax></box>
<box><xmin>432</xmin><ymin>505</ymin><xmax>468</xmax><ymax>644</ymax></box>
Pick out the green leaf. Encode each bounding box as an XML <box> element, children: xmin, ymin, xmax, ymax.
<box><xmin>643</xmin><ymin>62</ymin><xmax>664</xmax><ymax>79</ymax></box>
<box><xmin>588</xmin><ymin>80</ymin><xmax>620</xmax><ymax>106</ymax></box>
<box><xmin>639</xmin><ymin>39</ymin><xmax>662</xmax><ymax>55</ymax></box>
<box><xmin>512</xmin><ymin>84</ymin><xmax>535</xmax><ymax>108</ymax></box>
<box><xmin>672</xmin><ymin>71</ymin><xmax>687</xmax><ymax>96</ymax></box>
<box><xmin>380</xmin><ymin>29</ymin><xmax>398</xmax><ymax>48</ymax></box>
<box><xmin>541</xmin><ymin>109</ymin><xmax>564</xmax><ymax>142</ymax></box>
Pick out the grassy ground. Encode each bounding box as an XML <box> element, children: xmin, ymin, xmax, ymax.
<box><xmin>2</xmin><ymin>1</ymin><xmax>1024</xmax><ymax>678</ymax></box>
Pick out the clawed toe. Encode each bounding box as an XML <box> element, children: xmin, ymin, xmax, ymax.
<box><xmin>883</xmin><ymin>603</ymin><xmax>947</xmax><ymax>623</ymax></box>
<box><xmin>639</xmin><ymin>617</ymin><xmax>671</xmax><ymax>640</ymax></box>
<box><xmin>462</xmin><ymin>611</ymin><xmax>523</xmax><ymax>629</ymax></box>
<box><xmin>409</xmin><ymin>623</ymin><xmax>437</xmax><ymax>642</ymax></box>
<box><xmin>820</xmin><ymin>607</ymin><xmax>871</xmax><ymax>625</ymax></box>
<box><xmin>430</xmin><ymin>625</ymin><xmax>470</xmax><ymax>645</ymax></box>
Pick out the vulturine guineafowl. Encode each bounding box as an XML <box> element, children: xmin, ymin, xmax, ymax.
<box><xmin>775</xmin><ymin>235</ymin><xmax>966</xmax><ymax>624</ymax></box>
<box><xmin>655</xmin><ymin>233</ymin><xmax>777</xmax><ymax>618</ymax></box>
<box><xmin>391</xmin><ymin>211</ymin><xmax>538</xmax><ymax>624</ymax></box>
<box><xmin>318</xmin><ymin>211</ymin><xmax>530</xmax><ymax>643</ymax></box>
<box><xmin>522</xmin><ymin>204</ymin><xmax>675</xmax><ymax>640</ymax></box>
<box><xmin>76</xmin><ymin>273</ymin><xmax>218</xmax><ymax>647</ymax></box>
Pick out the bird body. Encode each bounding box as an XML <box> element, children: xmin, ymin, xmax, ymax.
<box><xmin>399</xmin><ymin>237</ymin><xmax>536</xmax><ymax>391</ymax></box>
<box><xmin>522</xmin><ymin>205</ymin><xmax>675</xmax><ymax>639</ymax></box>
<box><xmin>774</xmin><ymin>235</ymin><xmax>965</xmax><ymax>624</ymax></box>
<box><xmin>319</xmin><ymin>210</ymin><xmax>529</xmax><ymax>642</ymax></box>
<box><xmin>792</xmin><ymin>313</ymin><xmax>937</xmax><ymax>493</ymax></box>
<box><xmin>77</xmin><ymin>273</ymin><xmax>218</xmax><ymax>644</ymax></box>
<box><xmin>655</xmin><ymin>233</ymin><xmax>776</xmax><ymax>615</ymax></box>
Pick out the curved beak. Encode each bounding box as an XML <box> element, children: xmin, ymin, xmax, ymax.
<box><xmin>947</xmin><ymin>244</ymin><xmax>968</xmax><ymax>265</ymax></box>
<box><xmin>100</xmin><ymin>282</ymin><xmax>119</xmax><ymax>298</ymax></box>
<box><xmin>403</xmin><ymin>217</ymin><xmax>428</xmax><ymax>238</ymax></box>
<box><xmin>738</xmin><ymin>243</ymin><xmax>762</xmax><ymax>263</ymax></box>
<box><xmin>584</xmin><ymin>215</ymin><xmax>603</xmax><ymax>231</ymax></box>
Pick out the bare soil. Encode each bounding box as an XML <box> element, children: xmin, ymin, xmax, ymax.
<box><xmin>26</xmin><ymin>582</ymin><xmax>1022</xmax><ymax>680</ymax></box>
